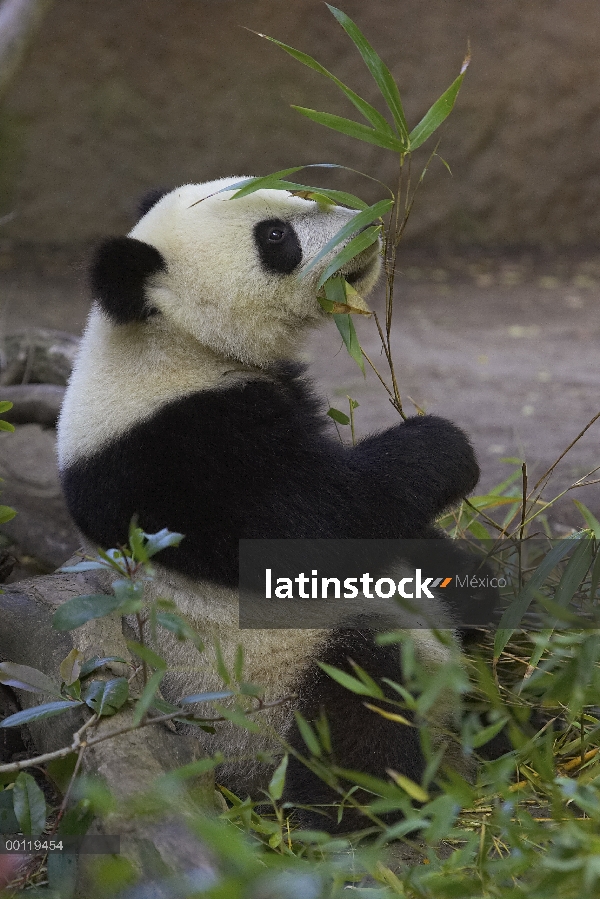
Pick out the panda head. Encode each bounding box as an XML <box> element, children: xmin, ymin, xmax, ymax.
<box><xmin>91</xmin><ymin>178</ymin><xmax>382</xmax><ymax>367</ymax></box>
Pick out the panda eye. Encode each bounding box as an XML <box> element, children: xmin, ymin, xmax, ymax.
<box><xmin>268</xmin><ymin>227</ymin><xmax>286</xmax><ymax>243</ymax></box>
<box><xmin>254</xmin><ymin>218</ymin><xmax>302</xmax><ymax>274</ymax></box>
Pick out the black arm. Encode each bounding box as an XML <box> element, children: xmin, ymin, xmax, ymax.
<box><xmin>61</xmin><ymin>367</ymin><xmax>479</xmax><ymax>584</ymax></box>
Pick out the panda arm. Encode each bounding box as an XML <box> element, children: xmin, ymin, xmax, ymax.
<box><xmin>154</xmin><ymin>376</ymin><xmax>478</xmax><ymax>542</ymax></box>
<box><xmin>347</xmin><ymin>414</ymin><xmax>480</xmax><ymax>527</ymax></box>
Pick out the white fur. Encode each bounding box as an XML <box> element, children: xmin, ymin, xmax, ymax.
<box><xmin>58</xmin><ymin>178</ymin><xmax>380</xmax><ymax>466</ymax></box>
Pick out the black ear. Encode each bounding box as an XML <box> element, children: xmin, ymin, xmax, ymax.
<box><xmin>90</xmin><ymin>236</ymin><xmax>166</xmax><ymax>324</ymax></box>
<box><xmin>138</xmin><ymin>188</ymin><xmax>169</xmax><ymax>218</ymax></box>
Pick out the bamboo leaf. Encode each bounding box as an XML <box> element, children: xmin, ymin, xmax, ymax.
<box><xmin>301</xmin><ymin>199</ymin><xmax>389</xmax><ymax>279</ymax></box>
<box><xmin>526</xmin><ymin>538</ymin><xmax>595</xmax><ymax>671</ymax></box>
<box><xmin>317</xmin><ymin>661</ymin><xmax>377</xmax><ymax>696</ymax></box>
<box><xmin>494</xmin><ymin>536</ymin><xmax>585</xmax><ymax>658</ymax></box>
<box><xmin>333</xmin><ymin>311</ymin><xmax>365</xmax><ymax>375</ymax></box>
<box><xmin>326</xmin><ymin>5</ymin><xmax>409</xmax><ymax>145</ymax></box>
<box><xmin>290</xmin><ymin>187</ymin><xmax>369</xmax><ymax>210</ymax></box>
<box><xmin>253</xmin><ymin>32</ymin><xmax>396</xmax><ymax>135</ymax></box>
<box><xmin>293</xmin><ymin>711</ymin><xmax>322</xmax><ymax>756</ymax></box>
<box><xmin>387</xmin><ymin>769</ymin><xmax>429</xmax><ymax>802</ymax></box>
<box><xmin>363</xmin><ymin>703</ymin><xmax>412</xmax><ymax>727</ymax></box>
<box><xmin>327</xmin><ymin>407</ymin><xmax>350</xmax><ymax>426</ymax></box>
<box><xmin>268</xmin><ymin>754</ymin><xmax>288</xmax><ymax>801</ymax></box>
<box><xmin>409</xmin><ymin>54</ymin><xmax>470</xmax><ymax>151</ymax></box>
<box><xmin>317</xmin><ymin>227</ymin><xmax>381</xmax><ymax>288</ymax></box>
<box><xmin>292</xmin><ymin>106</ymin><xmax>404</xmax><ymax>151</ymax></box>
<box><xmin>132</xmin><ymin>669</ymin><xmax>164</xmax><ymax>726</ymax></box>
<box><xmin>573</xmin><ymin>500</ymin><xmax>600</xmax><ymax>539</ymax></box>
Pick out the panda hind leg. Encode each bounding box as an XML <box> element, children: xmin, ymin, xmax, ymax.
<box><xmin>282</xmin><ymin>627</ymin><xmax>427</xmax><ymax>835</ymax></box>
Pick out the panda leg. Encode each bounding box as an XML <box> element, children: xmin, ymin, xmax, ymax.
<box><xmin>282</xmin><ymin>627</ymin><xmax>428</xmax><ymax>834</ymax></box>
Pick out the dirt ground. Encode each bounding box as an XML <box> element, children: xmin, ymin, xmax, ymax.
<box><xmin>0</xmin><ymin>245</ymin><xmax>598</xmax><ymax>570</ymax></box>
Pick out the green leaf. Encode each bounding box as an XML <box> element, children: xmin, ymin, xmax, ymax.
<box><xmin>52</xmin><ymin>593</ymin><xmax>125</xmax><ymax>631</ymax></box>
<box><xmin>0</xmin><ymin>401</ymin><xmax>13</xmax><ymax>414</ymax></box>
<box><xmin>255</xmin><ymin>33</ymin><xmax>396</xmax><ymax>135</ymax></box>
<box><xmin>300</xmin><ymin>199</ymin><xmax>389</xmax><ymax>280</ymax></box>
<box><xmin>348</xmin><ymin>659</ymin><xmax>385</xmax><ymax>698</ymax></box>
<box><xmin>79</xmin><ymin>656</ymin><xmax>128</xmax><ymax>679</ymax></box>
<box><xmin>333</xmin><ymin>311</ymin><xmax>365</xmax><ymax>375</ymax></box>
<box><xmin>293</xmin><ymin>711</ymin><xmax>322</xmax><ymax>756</ymax></box>
<box><xmin>155</xmin><ymin>611</ymin><xmax>204</xmax><ymax>649</ymax></box>
<box><xmin>494</xmin><ymin>536</ymin><xmax>585</xmax><ymax>657</ymax></box>
<box><xmin>228</xmin><ymin>170</ymin><xmax>373</xmax><ymax>210</ymax></box>
<box><xmin>0</xmin><ymin>420</ymin><xmax>15</xmax><ymax>432</ymax></box>
<box><xmin>59</xmin><ymin>649</ymin><xmax>84</xmax><ymax>687</ymax></box>
<box><xmin>234</xmin><ymin>644</ymin><xmax>244</xmax><ymax>682</ymax></box>
<box><xmin>1</xmin><ymin>700</ymin><xmax>84</xmax><ymax>728</ymax></box>
<box><xmin>291</xmin><ymin>187</ymin><xmax>369</xmax><ymax>210</ymax></box>
<box><xmin>470</xmin><ymin>716</ymin><xmax>510</xmax><ymax>749</ymax></box>
<box><xmin>228</xmin><ymin>167</ymin><xmax>307</xmax><ymax>198</ymax></box>
<box><xmin>0</xmin><ymin>662</ymin><xmax>62</xmax><ymax>696</ymax></box>
<box><xmin>573</xmin><ymin>500</ymin><xmax>600</xmax><ymax>539</ymax></box>
<box><xmin>316</xmin><ymin>226</ymin><xmax>381</xmax><ymax>288</ymax></box>
<box><xmin>408</xmin><ymin>56</ymin><xmax>470</xmax><ymax>150</ymax></box>
<box><xmin>126</xmin><ymin>640</ymin><xmax>167</xmax><ymax>671</ymax></box>
<box><xmin>213</xmin><ymin>639</ymin><xmax>231</xmax><ymax>686</ymax></box>
<box><xmin>321</xmin><ymin>277</ymin><xmax>366</xmax><ymax>375</ymax></box>
<box><xmin>326</xmin><ymin>5</ymin><xmax>409</xmax><ymax>145</ymax></box>
<box><xmin>332</xmin><ymin>766</ymin><xmax>401</xmax><ymax>800</ymax></box>
<box><xmin>83</xmin><ymin>678</ymin><xmax>129</xmax><ymax>717</ymax></box>
<box><xmin>268</xmin><ymin>754</ymin><xmax>288</xmax><ymax>801</ymax></box>
<box><xmin>132</xmin><ymin>669</ymin><xmax>164</xmax><ymax>726</ymax></box>
<box><xmin>0</xmin><ymin>505</ymin><xmax>16</xmax><ymax>523</ymax></box>
<box><xmin>327</xmin><ymin>407</ymin><xmax>350</xmax><ymax>426</ymax></box>
<box><xmin>317</xmin><ymin>661</ymin><xmax>378</xmax><ymax>696</ymax></box>
<box><xmin>13</xmin><ymin>772</ymin><xmax>46</xmax><ymax>835</ymax></box>
<box><xmin>527</xmin><ymin>538</ymin><xmax>595</xmax><ymax>670</ymax></box>
<box><xmin>292</xmin><ymin>106</ymin><xmax>404</xmax><ymax>151</ymax></box>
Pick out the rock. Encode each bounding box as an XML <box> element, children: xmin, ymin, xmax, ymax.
<box><xmin>0</xmin><ymin>422</ymin><xmax>79</xmax><ymax>570</ymax></box>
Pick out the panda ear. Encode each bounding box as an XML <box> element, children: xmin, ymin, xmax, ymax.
<box><xmin>138</xmin><ymin>188</ymin><xmax>169</xmax><ymax>218</ymax></box>
<box><xmin>90</xmin><ymin>236</ymin><xmax>166</xmax><ymax>324</ymax></box>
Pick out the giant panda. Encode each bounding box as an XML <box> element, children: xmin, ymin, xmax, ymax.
<box><xmin>57</xmin><ymin>178</ymin><xmax>482</xmax><ymax>832</ymax></box>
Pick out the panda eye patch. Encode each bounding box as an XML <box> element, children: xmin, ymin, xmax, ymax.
<box><xmin>254</xmin><ymin>218</ymin><xmax>302</xmax><ymax>275</ymax></box>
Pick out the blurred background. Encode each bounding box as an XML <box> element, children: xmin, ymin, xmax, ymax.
<box><xmin>0</xmin><ymin>0</ymin><xmax>599</xmax><ymax>575</ymax></box>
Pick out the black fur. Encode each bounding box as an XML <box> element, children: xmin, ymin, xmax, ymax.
<box><xmin>138</xmin><ymin>188</ymin><xmax>169</xmax><ymax>218</ymax></box>
<box><xmin>253</xmin><ymin>219</ymin><xmax>303</xmax><ymax>275</ymax></box>
<box><xmin>61</xmin><ymin>364</ymin><xmax>479</xmax><ymax>586</ymax></box>
<box><xmin>285</xmin><ymin>624</ymin><xmax>425</xmax><ymax>832</ymax></box>
<box><xmin>90</xmin><ymin>237</ymin><xmax>166</xmax><ymax>324</ymax></box>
